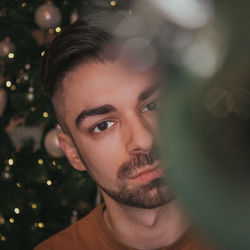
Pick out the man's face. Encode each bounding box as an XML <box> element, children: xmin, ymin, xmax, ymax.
<box><xmin>58</xmin><ymin>59</ymin><xmax>174</xmax><ymax>208</ymax></box>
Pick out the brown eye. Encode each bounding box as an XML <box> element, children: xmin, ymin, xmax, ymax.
<box><xmin>93</xmin><ymin>121</ymin><xmax>114</xmax><ymax>133</ymax></box>
<box><xmin>97</xmin><ymin>122</ymin><xmax>108</xmax><ymax>131</ymax></box>
<box><xmin>143</xmin><ymin>101</ymin><xmax>159</xmax><ymax>112</ymax></box>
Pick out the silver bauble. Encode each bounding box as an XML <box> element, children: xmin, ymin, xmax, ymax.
<box><xmin>35</xmin><ymin>0</ymin><xmax>62</xmax><ymax>30</ymax></box>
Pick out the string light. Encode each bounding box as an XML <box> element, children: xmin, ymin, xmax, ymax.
<box><xmin>16</xmin><ymin>182</ymin><xmax>21</xmax><ymax>188</ymax></box>
<box><xmin>47</xmin><ymin>180</ymin><xmax>52</xmax><ymax>186</ymax></box>
<box><xmin>22</xmin><ymin>2</ymin><xmax>27</xmax><ymax>7</ymax></box>
<box><xmin>38</xmin><ymin>222</ymin><xmax>44</xmax><ymax>228</ymax></box>
<box><xmin>30</xmin><ymin>106</ymin><xmax>36</xmax><ymax>112</ymax></box>
<box><xmin>6</xmin><ymin>81</ymin><xmax>11</xmax><ymax>87</ymax></box>
<box><xmin>0</xmin><ymin>235</ymin><xmax>6</xmax><ymax>241</ymax></box>
<box><xmin>14</xmin><ymin>208</ymin><xmax>20</xmax><ymax>214</ymax></box>
<box><xmin>52</xmin><ymin>160</ymin><xmax>56</xmax><ymax>166</ymax></box>
<box><xmin>9</xmin><ymin>218</ymin><xmax>14</xmax><ymax>223</ymax></box>
<box><xmin>31</xmin><ymin>203</ymin><xmax>37</xmax><ymax>209</ymax></box>
<box><xmin>110</xmin><ymin>0</ymin><xmax>116</xmax><ymax>6</ymax></box>
<box><xmin>41</xmin><ymin>51</ymin><xmax>45</xmax><ymax>57</ymax></box>
<box><xmin>55</xmin><ymin>26</ymin><xmax>61</xmax><ymax>33</ymax></box>
<box><xmin>38</xmin><ymin>159</ymin><xmax>43</xmax><ymax>165</ymax></box>
<box><xmin>57</xmin><ymin>164</ymin><xmax>62</xmax><ymax>170</ymax></box>
<box><xmin>8</xmin><ymin>53</ymin><xmax>15</xmax><ymax>59</ymax></box>
<box><xmin>8</xmin><ymin>158</ymin><xmax>14</xmax><ymax>166</ymax></box>
<box><xmin>10</xmin><ymin>85</ymin><xmax>16</xmax><ymax>91</ymax></box>
<box><xmin>43</xmin><ymin>112</ymin><xmax>48</xmax><ymax>118</ymax></box>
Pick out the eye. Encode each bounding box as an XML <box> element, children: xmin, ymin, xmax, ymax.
<box><xmin>92</xmin><ymin>121</ymin><xmax>114</xmax><ymax>133</ymax></box>
<box><xmin>142</xmin><ymin>101</ymin><xmax>159</xmax><ymax>112</ymax></box>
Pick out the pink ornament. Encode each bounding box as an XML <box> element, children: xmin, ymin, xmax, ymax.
<box><xmin>0</xmin><ymin>88</ymin><xmax>7</xmax><ymax>117</ymax></box>
<box><xmin>44</xmin><ymin>127</ymin><xmax>64</xmax><ymax>158</ymax></box>
<box><xmin>0</xmin><ymin>37</ymin><xmax>15</xmax><ymax>58</ymax></box>
<box><xmin>35</xmin><ymin>0</ymin><xmax>62</xmax><ymax>30</ymax></box>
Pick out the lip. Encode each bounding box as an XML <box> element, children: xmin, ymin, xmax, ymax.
<box><xmin>129</xmin><ymin>163</ymin><xmax>164</xmax><ymax>182</ymax></box>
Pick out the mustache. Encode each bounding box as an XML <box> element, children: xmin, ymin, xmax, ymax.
<box><xmin>117</xmin><ymin>154</ymin><xmax>156</xmax><ymax>180</ymax></box>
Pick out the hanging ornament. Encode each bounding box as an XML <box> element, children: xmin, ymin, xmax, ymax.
<box><xmin>70</xmin><ymin>9</ymin><xmax>79</xmax><ymax>24</ymax></box>
<box><xmin>32</xmin><ymin>29</ymin><xmax>56</xmax><ymax>45</ymax></box>
<box><xmin>1</xmin><ymin>166</ymin><xmax>13</xmax><ymax>181</ymax></box>
<box><xmin>26</xmin><ymin>86</ymin><xmax>34</xmax><ymax>101</ymax></box>
<box><xmin>0</xmin><ymin>87</ymin><xmax>7</xmax><ymax>117</ymax></box>
<box><xmin>44</xmin><ymin>125</ymin><xmax>64</xmax><ymax>158</ymax></box>
<box><xmin>34</xmin><ymin>0</ymin><xmax>62</xmax><ymax>30</ymax></box>
<box><xmin>0</xmin><ymin>37</ymin><xmax>15</xmax><ymax>58</ymax></box>
<box><xmin>70</xmin><ymin>210</ymin><xmax>78</xmax><ymax>224</ymax></box>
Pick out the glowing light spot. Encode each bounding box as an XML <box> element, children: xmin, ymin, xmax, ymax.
<box><xmin>31</xmin><ymin>106</ymin><xmax>36</xmax><ymax>112</ymax></box>
<box><xmin>41</xmin><ymin>51</ymin><xmax>45</xmax><ymax>57</ymax></box>
<box><xmin>6</xmin><ymin>81</ymin><xmax>11</xmax><ymax>87</ymax></box>
<box><xmin>16</xmin><ymin>182</ymin><xmax>21</xmax><ymax>188</ymax></box>
<box><xmin>1</xmin><ymin>236</ymin><xmax>6</xmax><ymax>241</ymax></box>
<box><xmin>38</xmin><ymin>159</ymin><xmax>43</xmax><ymax>165</ymax></box>
<box><xmin>110</xmin><ymin>0</ymin><xmax>116</xmax><ymax>6</ymax></box>
<box><xmin>47</xmin><ymin>180</ymin><xmax>52</xmax><ymax>186</ymax></box>
<box><xmin>55</xmin><ymin>27</ymin><xmax>61</xmax><ymax>33</ymax></box>
<box><xmin>8</xmin><ymin>53</ymin><xmax>15</xmax><ymax>59</ymax></box>
<box><xmin>9</xmin><ymin>218</ymin><xmax>14</xmax><ymax>223</ymax></box>
<box><xmin>52</xmin><ymin>160</ymin><xmax>56</xmax><ymax>166</ymax></box>
<box><xmin>32</xmin><ymin>203</ymin><xmax>37</xmax><ymax>209</ymax></box>
<box><xmin>10</xmin><ymin>85</ymin><xmax>16</xmax><ymax>91</ymax></box>
<box><xmin>38</xmin><ymin>222</ymin><xmax>44</xmax><ymax>228</ymax></box>
<box><xmin>48</xmin><ymin>29</ymin><xmax>54</xmax><ymax>34</ymax></box>
<box><xmin>43</xmin><ymin>112</ymin><xmax>48</xmax><ymax>118</ymax></box>
<box><xmin>8</xmin><ymin>159</ymin><xmax>14</xmax><ymax>165</ymax></box>
<box><xmin>22</xmin><ymin>2</ymin><xmax>27</xmax><ymax>7</ymax></box>
<box><xmin>14</xmin><ymin>208</ymin><xmax>20</xmax><ymax>214</ymax></box>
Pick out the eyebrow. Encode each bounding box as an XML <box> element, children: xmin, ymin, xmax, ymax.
<box><xmin>75</xmin><ymin>104</ymin><xmax>116</xmax><ymax>128</ymax></box>
<box><xmin>138</xmin><ymin>84</ymin><xmax>159</xmax><ymax>102</ymax></box>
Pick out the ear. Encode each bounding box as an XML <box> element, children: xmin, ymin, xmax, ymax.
<box><xmin>57</xmin><ymin>132</ymin><xmax>86</xmax><ymax>171</ymax></box>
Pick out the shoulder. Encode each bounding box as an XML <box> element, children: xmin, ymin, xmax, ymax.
<box><xmin>34</xmin><ymin>204</ymin><xmax>104</xmax><ymax>250</ymax></box>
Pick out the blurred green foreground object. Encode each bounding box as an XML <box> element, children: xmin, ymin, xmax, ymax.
<box><xmin>160</xmin><ymin>0</ymin><xmax>250</xmax><ymax>249</ymax></box>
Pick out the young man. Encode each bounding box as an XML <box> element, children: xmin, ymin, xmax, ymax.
<box><xmin>35</xmin><ymin>18</ymin><xmax>213</xmax><ymax>250</ymax></box>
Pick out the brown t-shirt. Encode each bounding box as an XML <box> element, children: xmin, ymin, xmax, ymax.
<box><xmin>34</xmin><ymin>204</ymin><xmax>213</xmax><ymax>250</ymax></box>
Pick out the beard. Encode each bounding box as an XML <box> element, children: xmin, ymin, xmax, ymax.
<box><xmin>98</xmin><ymin>153</ymin><xmax>176</xmax><ymax>209</ymax></box>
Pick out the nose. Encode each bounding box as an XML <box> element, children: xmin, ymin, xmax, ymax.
<box><xmin>125</xmin><ymin>114</ymin><xmax>154</xmax><ymax>154</ymax></box>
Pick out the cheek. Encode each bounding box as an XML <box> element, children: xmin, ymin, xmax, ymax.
<box><xmin>76</xmin><ymin>132</ymin><xmax>126</xmax><ymax>177</ymax></box>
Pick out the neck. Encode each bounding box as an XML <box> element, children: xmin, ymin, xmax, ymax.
<box><xmin>102</xmin><ymin>193</ymin><xmax>189</xmax><ymax>250</ymax></box>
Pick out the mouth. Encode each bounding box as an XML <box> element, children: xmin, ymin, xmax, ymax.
<box><xmin>129</xmin><ymin>163</ymin><xmax>164</xmax><ymax>183</ymax></box>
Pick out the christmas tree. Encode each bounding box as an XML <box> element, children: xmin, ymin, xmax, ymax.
<box><xmin>0</xmin><ymin>1</ymin><xmax>131</xmax><ymax>249</ymax></box>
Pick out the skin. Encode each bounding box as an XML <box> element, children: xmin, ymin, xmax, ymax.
<box><xmin>56</xmin><ymin>59</ymin><xmax>188</xmax><ymax>249</ymax></box>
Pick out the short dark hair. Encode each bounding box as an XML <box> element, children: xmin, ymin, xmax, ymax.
<box><xmin>40</xmin><ymin>17</ymin><xmax>115</xmax><ymax>98</ymax></box>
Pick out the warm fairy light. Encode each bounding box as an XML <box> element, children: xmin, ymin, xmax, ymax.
<box><xmin>8</xmin><ymin>158</ymin><xmax>14</xmax><ymax>166</ymax></box>
<box><xmin>11</xmin><ymin>85</ymin><xmax>16</xmax><ymax>91</ymax></box>
<box><xmin>0</xmin><ymin>236</ymin><xmax>6</xmax><ymax>241</ymax></box>
<box><xmin>16</xmin><ymin>182</ymin><xmax>21</xmax><ymax>188</ymax></box>
<box><xmin>22</xmin><ymin>2</ymin><xmax>27</xmax><ymax>7</ymax></box>
<box><xmin>41</xmin><ymin>51</ymin><xmax>45</xmax><ymax>56</ymax></box>
<box><xmin>38</xmin><ymin>222</ymin><xmax>44</xmax><ymax>228</ymax></box>
<box><xmin>110</xmin><ymin>0</ymin><xmax>116</xmax><ymax>6</ymax></box>
<box><xmin>8</xmin><ymin>53</ymin><xmax>15</xmax><ymax>59</ymax></box>
<box><xmin>6</xmin><ymin>81</ymin><xmax>11</xmax><ymax>87</ymax></box>
<box><xmin>38</xmin><ymin>159</ymin><xmax>43</xmax><ymax>165</ymax></box>
<box><xmin>57</xmin><ymin>164</ymin><xmax>62</xmax><ymax>170</ymax></box>
<box><xmin>52</xmin><ymin>160</ymin><xmax>56</xmax><ymax>166</ymax></box>
<box><xmin>31</xmin><ymin>106</ymin><xmax>36</xmax><ymax>112</ymax></box>
<box><xmin>43</xmin><ymin>112</ymin><xmax>48</xmax><ymax>118</ymax></box>
<box><xmin>9</xmin><ymin>218</ymin><xmax>14</xmax><ymax>223</ymax></box>
<box><xmin>32</xmin><ymin>203</ymin><xmax>37</xmax><ymax>209</ymax></box>
<box><xmin>14</xmin><ymin>208</ymin><xmax>20</xmax><ymax>214</ymax></box>
<box><xmin>47</xmin><ymin>180</ymin><xmax>52</xmax><ymax>186</ymax></box>
<box><xmin>55</xmin><ymin>26</ymin><xmax>61</xmax><ymax>33</ymax></box>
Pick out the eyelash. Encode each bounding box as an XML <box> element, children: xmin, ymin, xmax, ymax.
<box><xmin>89</xmin><ymin>101</ymin><xmax>159</xmax><ymax>136</ymax></box>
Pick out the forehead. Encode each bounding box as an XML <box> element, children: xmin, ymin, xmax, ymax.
<box><xmin>60</xmin><ymin>60</ymin><xmax>158</xmax><ymax>124</ymax></box>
